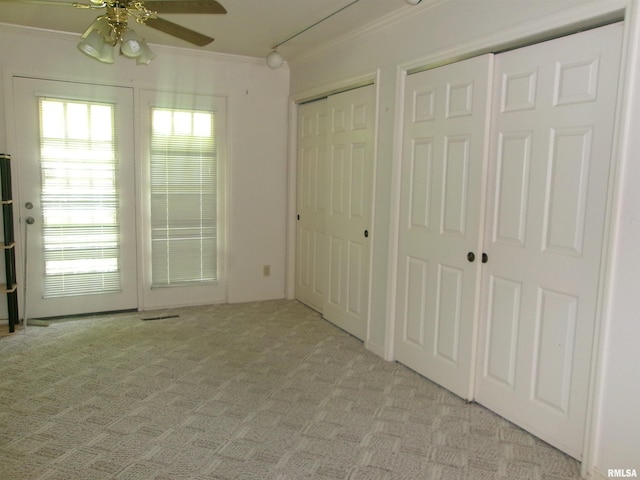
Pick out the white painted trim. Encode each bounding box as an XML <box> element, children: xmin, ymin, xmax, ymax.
<box><xmin>290</xmin><ymin>71</ymin><xmax>376</xmax><ymax>105</ymax></box>
<box><xmin>2</xmin><ymin>71</ymin><xmax>24</xmax><ymax>320</ymax></box>
<box><xmin>285</xmin><ymin>98</ymin><xmax>298</xmax><ymax>300</ymax></box>
<box><xmin>287</xmin><ymin>0</ymin><xmax>626</xmax><ymax>69</ymax></box>
<box><xmin>365</xmin><ymin>70</ymin><xmax>382</xmax><ymax>353</ymax></box>
<box><xmin>134</xmin><ymin>88</ymin><xmax>146</xmax><ymax>312</ymax></box>
<box><xmin>286</xmin><ymin>0</ymin><xmax>449</xmax><ymax>65</ymax></box>
<box><xmin>583</xmin><ymin>1</ymin><xmax>638</xmax><ymax>477</ymax></box>
<box><xmin>364</xmin><ymin>340</ymin><xmax>386</xmax><ymax>359</ymax></box>
<box><xmin>382</xmin><ymin>64</ymin><xmax>407</xmax><ymax>363</ymax></box>
<box><xmin>398</xmin><ymin>0</ymin><xmax>625</xmax><ymax>74</ymax></box>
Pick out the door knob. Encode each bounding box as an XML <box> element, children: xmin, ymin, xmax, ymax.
<box><xmin>467</xmin><ymin>252</ymin><xmax>475</xmax><ymax>262</ymax></box>
<box><xmin>364</xmin><ymin>230</ymin><xmax>369</xmax><ymax>238</ymax></box>
<box><xmin>482</xmin><ymin>253</ymin><xmax>488</xmax><ymax>263</ymax></box>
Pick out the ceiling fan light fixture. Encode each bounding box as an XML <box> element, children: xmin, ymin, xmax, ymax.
<box><xmin>266</xmin><ymin>50</ymin><xmax>284</xmax><ymax>69</ymax></box>
<box><xmin>120</xmin><ymin>28</ymin><xmax>144</xmax><ymax>57</ymax></box>
<box><xmin>98</xmin><ymin>42</ymin><xmax>115</xmax><ymax>64</ymax></box>
<box><xmin>39</xmin><ymin>0</ymin><xmax>228</xmax><ymax>65</ymax></box>
<box><xmin>136</xmin><ymin>41</ymin><xmax>156</xmax><ymax>65</ymax></box>
<box><xmin>77</xmin><ymin>29</ymin><xmax>105</xmax><ymax>59</ymax></box>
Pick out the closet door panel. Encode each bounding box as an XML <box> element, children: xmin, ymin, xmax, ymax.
<box><xmin>476</xmin><ymin>23</ymin><xmax>623</xmax><ymax>459</ymax></box>
<box><xmin>394</xmin><ymin>54</ymin><xmax>493</xmax><ymax>399</ymax></box>
<box><xmin>484</xmin><ymin>275</ymin><xmax>521</xmax><ymax>388</ymax></box>
<box><xmin>323</xmin><ymin>85</ymin><xmax>376</xmax><ymax>340</ymax></box>
<box><xmin>296</xmin><ymin>99</ymin><xmax>327</xmax><ymax>312</ymax></box>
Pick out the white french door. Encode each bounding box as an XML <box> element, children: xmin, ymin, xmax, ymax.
<box><xmin>475</xmin><ymin>24</ymin><xmax>623</xmax><ymax>458</ymax></box>
<box><xmin>322</xmin><ymin>85</ymin><xmax>376</xmax><ymax>340</ymax></box>
<box><xmin>394</xmin><ymin>55</ymin><xmax>493</xmax><ymax>399</ymax></box>
<box><xmin>295</xmin><ymin>99</ymin><xmax>328</xmax><ymax>313</ymax></box>
<box><xmin>13</xmin><ymin>78</ymin><xmax>137</xmax><ymax>318</ymax></box>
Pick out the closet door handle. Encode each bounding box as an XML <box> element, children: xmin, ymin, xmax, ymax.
<box><xmin>467</xmin><ymin>252</ymin><xmax>475</xmax><ymax>262</ymax></box>
<box><xmin>482</xmin><ymin>253</ymin><xmax>488</xmax><ymax>264</ymax></box>
<box><xmin>364</xmin><ymin>230</ymin><xmax>369</xmax><ymax>238</ymax></box>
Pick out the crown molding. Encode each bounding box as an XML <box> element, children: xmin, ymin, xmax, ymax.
<box><xmin>285</xmin><ymin>0</ymin><xmax>448</xmax><ymax>65</ymax></box>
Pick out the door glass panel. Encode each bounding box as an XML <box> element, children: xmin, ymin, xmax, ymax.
<box><xmin>38</xmin><ymin>98</ymin><xmax>121</xmax><ymax>298</ymax></box>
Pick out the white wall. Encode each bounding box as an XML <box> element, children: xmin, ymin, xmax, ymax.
<box><xmin>0</xmin><ymin>24</ymin><xmax>290</xmax><ymax>308</ymax></box>
<box><xmin>287</xmin><ymin>0</ymin><xmax>638</xmax><ymax>476</ymax></box>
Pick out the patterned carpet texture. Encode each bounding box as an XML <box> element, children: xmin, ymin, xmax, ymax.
<box><xmin>0</xmin><ymin>300</ymin><xmax>582</xmax><ymax>479</ymax></box>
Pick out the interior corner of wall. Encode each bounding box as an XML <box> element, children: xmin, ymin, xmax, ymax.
<box><xmin>365</xmin><ymin>339</ymin><xmax>391</xmax><ymax>361</ymax></box>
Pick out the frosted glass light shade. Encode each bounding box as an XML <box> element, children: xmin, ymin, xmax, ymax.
<box><xmin>266</xmin><ymin>50</ymin><xmax>284</xmax><ymax>69</ymax></box>
<box><xmin>120</xmin><ymin>29</ymin><xmax>143</xmax><ymax>58</ymax></box>
<box><xmin>77</xmin><ymin>30</ymin><xmax>104</xmax><ymax>59</ymax></box>
<box><xmin>98</xmin><ymin>42</ymin><xmax>115</xmax><ymax>64</ymax></box>
<box><xmin>136</xmin><ymin>41</ymin><xmax>155</xmax><ymax>65</ymax></box>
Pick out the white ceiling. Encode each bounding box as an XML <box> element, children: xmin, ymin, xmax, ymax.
<box><xmin>0</xmin><ymin>0</ymin><xmax>422</xmax><ymax>61</ymax></box>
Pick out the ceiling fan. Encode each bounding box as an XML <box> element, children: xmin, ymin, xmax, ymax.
<box><xmin>0</xmin><ymin>0</ymin><xmax>227</xmax><ymax>64</ymax></box>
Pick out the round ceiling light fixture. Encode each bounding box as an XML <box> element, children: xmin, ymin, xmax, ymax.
<box><xmin>266</xmin><ymin>50</ymin><xmax>284</xmax><ymax>69</ymax></box>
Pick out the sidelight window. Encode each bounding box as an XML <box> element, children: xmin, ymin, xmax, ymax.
<box><xmin>150</xmin><ymin>108</ymin><xmax>218</xmax><ymax>287</ymax></box>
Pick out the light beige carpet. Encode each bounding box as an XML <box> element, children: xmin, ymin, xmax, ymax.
<box><xmin>0</xmin><ymin>300</ymin><xmax>582</xmax><ymax>479</ymax></box>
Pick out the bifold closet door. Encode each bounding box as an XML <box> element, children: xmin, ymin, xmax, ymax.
<box><xmin>323</xmin><ymin>85</ymin><xmax>376</xmax><ymax>340</ymax></box>
<box><xmin>394</xmin><ymin>55</ymin><xmax>493</xmax><ymax>399</ymax></box>
<box><xmin>475</xmin><ymin>23</ymin><xmax>623</xmax><ymax>459</ymax></box>
<box><xmin>295</xmin><ymin>85</ymin><xmax>375</xmax><ymax>341</ymax></box>
<box><xmin>296</xmin><ymin>99</ymin><xmax>328</xmax><ymax>313</ymax></box>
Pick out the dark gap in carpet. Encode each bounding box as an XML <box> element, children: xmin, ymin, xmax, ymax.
<box><xmin>142</xmin><ymin>315</ymin><xmax>180</xmax><ymax>321</ymax></box>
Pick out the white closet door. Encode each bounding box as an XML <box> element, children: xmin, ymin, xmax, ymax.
<box><xmin>323</xmin><ymin>85</ymin><xmax>376</xmax><ymax>340</ymax></box>
<box><xmin>394</xmin><ymin>55</ymin><xmax>493</xmax><ymax>399</ymax></box>
<box><xmin>296</xmin><ymin>99</ymin><xmax>328</xmax><ymax>312</ymax></box>
<box><xmin>475</xmin><ymin>24</ymin><xmax>623</xmax><ymax>458</ymax></box>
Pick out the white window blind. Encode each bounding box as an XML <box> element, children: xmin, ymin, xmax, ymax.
<box><xmin>150</xmin><ymin>108</ymin><xmax>217</xmax><ymax>287</ymax></box>
<box><xmin>38</xmin><ymin>98</ymin><xmax>121</xmax><ymax>298</ymax></box>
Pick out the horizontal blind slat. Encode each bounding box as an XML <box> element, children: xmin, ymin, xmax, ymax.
<box><xmin>39</xmin><ymin>97</ymin><xmax>122</xmax><ymax>299</ymax></box>
<box><xmin>150</xmin><ymin>107</ymin><xmax>217</xmax><ymax>287</ymax></box>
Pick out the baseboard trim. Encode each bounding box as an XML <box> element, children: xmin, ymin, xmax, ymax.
<box><xmin>590</xmin><ymin>468</ymin><xmax>608</xmax><ymax>480</ymax></box>
<box><xmin>365</xmin><ymin>340</ymin><xmax>386</xmax><ymax>359</ymax></box>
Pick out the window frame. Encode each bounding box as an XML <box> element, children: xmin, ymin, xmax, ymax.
<box><xmin>138</xmin><ymin>91</ymin><xmax>228</xmax><ymax>309</ymax></box>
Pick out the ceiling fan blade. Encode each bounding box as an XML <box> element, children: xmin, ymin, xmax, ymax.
<box><xmin>145</xmin><ymin>0</ymin><xmax>226</xmax><ymax>14</ymax></box>
<box><xmin>0</xmin><ymin>0</ymin><xmax>99</xmax><ymax>7</ymax></box>
<box><xmin>145</xmin><ymin>17</ymin><xmax>214</xmax><ymax>46</ymax></box>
